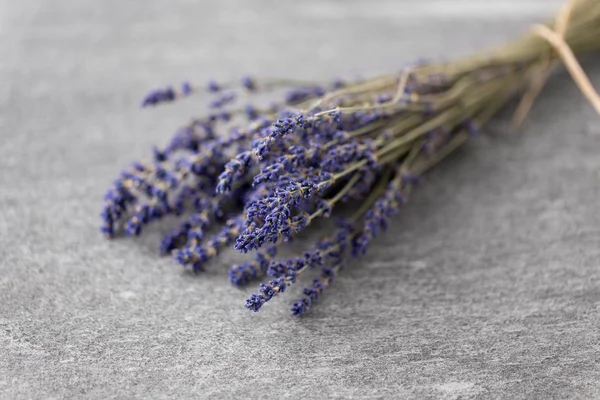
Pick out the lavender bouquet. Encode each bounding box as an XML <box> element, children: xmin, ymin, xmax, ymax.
<box><xmin>101</xmin><ymin>0</ymin><xmax>600</xmax><ymax>316</ymax></box>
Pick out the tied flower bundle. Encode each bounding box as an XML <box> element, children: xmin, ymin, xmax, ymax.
<box><xmin>101</xmin><ymin>0</ymin><xmax>600</xmax><ymax>316</ymax></box>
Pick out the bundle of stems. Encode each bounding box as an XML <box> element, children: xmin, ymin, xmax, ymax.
<box><xmin>101</xmin><ymin>0</ymin><xmax>600</xmax><ymax>316</ymax></box>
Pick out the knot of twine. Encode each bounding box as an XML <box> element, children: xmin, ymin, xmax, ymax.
<box><xmin>512</xmin><ymin>0</ymin><xmax>600</xmax><ymax>128</ymax></box>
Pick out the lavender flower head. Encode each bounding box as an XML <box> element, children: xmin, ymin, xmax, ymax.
<box><xmin>102</xmin><ymin>54</ymin><xmax>499</xmax><ymax>316</ymax></box>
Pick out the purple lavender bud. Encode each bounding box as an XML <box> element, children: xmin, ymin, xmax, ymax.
<box><xmin>351</xmin><ymin>233</ymin><xmax>371</xmax><ymax>257</ymax></box>
<box><xmin>259</xmin><ymin>282</ymin><xmax>276</xmax><ymax>299</ymax></box>
<box><xmin>101</xmin><ymin>186</ymin><xmax>133</xmax><ymax>230</ymax></box>
<box><xmin>141</xmin><ymin>86</ymin><xmax>176</xmax><ymax>107</ymax></box>
<box><xmin>333</xmin><ymin>220</ymin><xmax>352</xmax><ymax>253</ymax></box>
<box><xmin>208</xmin><ymin>80</ymin><xmax>220</xmax><ymax>92</ymax></box>
<box><xmin>303</xmin><ymin>250</ymin><xmax>323</xmax><ymax>268</ymax></box>
<box><xmin>332</xmin><ymin>78</ymin><xmax>345</xmax><ymax>89</ymax></box>
<box><xmin>291</xmin><ymin>212</ymin><xmax>309</xmax><ymax>233</ymax></box>
<box><xmin>219</xmin><ymin>111</ymin><xmax>232</xmax><ymax>122</ymax></box>
<box><xmin>252</xmin><ymin>115</ymin><xmax>307</xmax><ymax>159</ymax></box>
<box><xmin>291</xmin><ymin>298</ymin><xmax>311</xmax><ymax>316</ymax></box>
<box><xmin>100</xmin><ymin>207</ymin><xmax>114</xmax><ymax>237</ymax></box>
<box><xmin>174</xmin><ymin>248</ymin><xmax>194</xmax><ymax>264</ymax></box>
<box><xmin>245</xmin><ymin>294</ymin><xmax>265</xmax><ymax>312</ymax></box>
<box><xmin>245</xmin><ymin>104</ymin><xmax>258</xmax><ymax>121</ymax></box>
<box><xmin>160</xmin><ymin>231</ymin><xmax>181</xmax><ymax>254</ymax></box>
<box><xmin>209</xmin><ymin>92</ymin><xmax>236</xmax><ymax>109</ymax></box>
<box><xmin>164</xmin><ymin>123</ymin><xmax>213</xmax><ymax>155</ymax></box>
<box><xmin>124</xmin><ymin>220</ymin><xmax>142</xmax><ymax>237</ymax></box>
<box><xmin>181</xmin><ymin>81</ymin><xmax>192</xmax><ymax>95</ymax></box>
<box><xmin>303</xmin><ymin>279</ymin><xmax>325</xmax><ymax>301</ymax></box>
<box><xmin>315</xmin><ymin>199</ymin><xmax>333</xmax><ymax>217</ymax></box>
<box><xmin>130</xmin><ymin>162</ymin><xmax>145</xmax><ymax>172</ymax></box>
<box><xmin>229</xmin><ymin>262</ymin><xmax>259</xmax><ymax>286</ymax></box>
<box><xmin>242</xmin><ymin>76</ymin><xmax>256</xmax><ymax>91</ymax></box>
<box><xmin>284</xmin><ymin>86</ymin><xmax>326</xmax><ymax>104</ymax></box>
<box><xmin>350</xmin><ymin>170</ymin><xmax>411</xmax><ymax>258</ymax></box>
<box><xmin>152</xmin><ymin>146</ymin><xmax>167</xmax><ymax>162</ymax></box>
<box><xmin>216</xmin><ymin>151</ymin><xmax>253</xmax><ymax>193</ymax></box>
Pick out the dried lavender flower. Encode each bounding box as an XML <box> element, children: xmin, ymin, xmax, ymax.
<box><xmin>101</xmin><ymin>1</ymin><xmax>600</xmax><ymax>317</ymax></box>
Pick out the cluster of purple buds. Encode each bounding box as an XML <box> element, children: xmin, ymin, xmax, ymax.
<box><xmin>141</xmin><ymin>81</ymin><xmax>193</xmax><ymax>107</ymax></box>
<box><xmin>228</xmin><ymin>245</ymin><xmax>278</xmax><ymax>286</ymax></box>
<box><xmin>352</xmin><ymin>173</ymin><xmax>408</xmax><ymax>257</ymax></box>
<box><xmin>209</xmin><ymin>92</ymin><xmax>237</xmax><ymax>109</ymax></box>
<box><xmin>235</xmin><ymin>170</ymin><xmax>334</xmax><ymax>253</ymax></box>
<box><xmin>245</xmin><ymin>219</ymin><xmax>353</xmax><ymax>313</ymax></box>
<box><xmin>291</xmin><ymin>267</ymin><xmax>337</xmax><ymax>316</ymax></box>
<box><xmin>102</xmin><ymin>67</ymin><xmax>476</xmax><ymax>316</ymax></box>
<box><xmin>174</xmin><ymin>217</ymin><xmax>245</xmax><ymax>272</ymax></box>
<box><xmin>285</xmin><ymin>86</ymin><xmax>326</xmax><ymax>104</ymax></box>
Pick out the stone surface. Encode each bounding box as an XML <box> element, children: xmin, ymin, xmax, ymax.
<box><xmin>1</xmin><ymin>0</ymin><xmax>599</xmax><ymax>398</ymax></box>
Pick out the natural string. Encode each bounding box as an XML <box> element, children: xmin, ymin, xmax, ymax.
<box><xmin>512</xmin><ymin>0</ymin><xmax>600</xmax><ymax>129</ymax></box>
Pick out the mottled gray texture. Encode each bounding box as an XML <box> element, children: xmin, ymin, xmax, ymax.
<box><xmin>1</xmin><ymin>0</ymin><xmax>600</xmax><ymax>398</ymax></box>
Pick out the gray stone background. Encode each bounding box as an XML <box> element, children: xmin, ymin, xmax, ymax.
<box><xmin>1</xmin><ymin>0</ymin><xmax>600</xmax><ymax>398</ymax></box>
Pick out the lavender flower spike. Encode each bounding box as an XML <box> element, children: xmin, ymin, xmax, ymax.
<box><xmin>141</xmin><ymin>81</ymin><xmax>193</xmax><ymax>107</ymax></box>
<box><xmin>291</xmin><ymin>267</ymin><xmax>337</xmax><ymax>317</ymax></box>
<box><xmin>245</xmin><ymin>221</ymin><xmax>353</xmax><ymax>313</ymax></box>
<box><xmin>228</xmin><ymin>245</ymin><xmax>277</xmax><ymax>286</ymax></box>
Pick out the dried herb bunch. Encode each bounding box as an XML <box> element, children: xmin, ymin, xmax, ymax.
<box><xmin>101</xmin><ymin>0</ymin><xmax>600</xmax><ymax>316</ymax></box>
